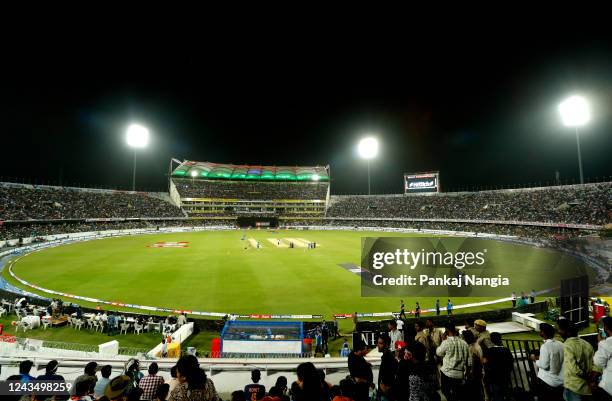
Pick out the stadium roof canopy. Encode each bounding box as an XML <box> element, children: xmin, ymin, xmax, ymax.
<box><xmin>171</xmin><ymin>161</ymin><xmax>329</xmax><ymax>182</ymax></box>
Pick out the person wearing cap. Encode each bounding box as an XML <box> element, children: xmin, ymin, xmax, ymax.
<box><xmin>529</xmin><ymin>323</ymin><xmax>563</xmax><ymax>401</ymax></box>
<box><xmin>104</xmin><ymin>374</ymin><xmax>132</xmax><ymax>401</ymax></box>
<box><xmin>37</xmin><ymin>359</ymin><xmax>65</xmax><ymax>384</ymax></box>
<box><xmin>474</xmin><ymin>319</ymin><xmax>493</xmax><ymax>350</ymax></box>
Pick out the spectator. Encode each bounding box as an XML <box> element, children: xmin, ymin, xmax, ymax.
<box><xmin>290</xmin><ymin>362</ymin><xmax>326</xmax><ymax>401</ymax></box>
<box><xmin>348</xmin><ymin>340</ymin><xmax>373</xmax><ymax>401</ymax></box>
<box><xmin>17</xmin><ymin>360</ymin><xmax>35</xmax><ymax>383</ymax></box>
<box><xmin>73</xmin><ymin>379</ymin><xmax>96</xmax><ymax>401</ymax></box>
<box><xmin>273</xmin><ymin>376</ymin><xmax>288</xmax><ymax>399</ymax></box>
<box><xmin>415</xmin><ymin>320</ymin><xmax>432</xmax><ymax>356</ymax></box>
<box><xmin>73</xmin><ymin>361</ymin><xmax>98</xmax><ymax>396</ymax></box>
<box><xmin>376</xmin><ymin>333</ymin><xmax>397</xmax><ymax>396</ymax></box>
<box><xmin>462</xmin><ymin>330</ymin><xmax>484</xmax><ymax>401</ymax></box>
<box><xmin>436</xmin><ymin>321</ymin><xmax>470</xmax><ymax>401</ymax></box>
<box><xmin>482</xmin><ymin>332</ymin><xmax>513</xmax><ymax>401</ymax></box>
<box><xmin>154</xmin><ymin>384</ymin><xmax>170</xmax><ymax>401</ymax></box>
<box><xmin>167</xmin><ymin>365</ymin><xmax>180</xmax><ymax>399</ymax></box>
<box><xmin>36</xmin><ymin>359</ymin><xmax>65</xmax><ymax>382</ymax></box>
<box><xmin>511</xmin><ymin>292</ymin><xmax>517</xmax><ymax>308</ymax></box>
<box><xmin>389</xmin><ymin>320</ymin><xmax>404</xmax><ymax>348</ymax></box>
<box><xmin>231</xmin><ymin>391</ymin><xmax>245</xmax><ymax>401</ymax></box>
<box><xmin>168</xmin><ymin>355</ymin><xmax>218</xmax><ymax>401</ymax></box>
<box><xmin>447</xmin><ymin>299</ymin><xmax>453</xmax><ymax>315</ymax></box>
<box><xmin>530</xmin><ymin>322</ymin><xmax>564</xmax><ymax>401</ymax></box>
<box><xmin>332</xmin><ymin>379</ymin><xmax>356</xmax><ymax>401</ymax></box>
<box><xmin>94</xmin><ymin>364</ymin><xmax>113</xmax><ymax>399</ymax></box>
<box><xmin>139</xmin><ymin>362</ymin><xmax>165</xmax><ymax>401</ymax></box>
<box><xmin>474</xmin><ymin>319</ymin><xmax>492</xmax><ymax>350</ymax></box>
<box><xmin>594</xmin><ymin>316</ymin><xmax>612</xmax><ymax>400</ymax></box>
<box><xmin>103</xmin><ymin>375</ymin><xmax>132</xmax><ymax>401</ymax></box>
<box><xmin>558</xmin><ymin>318</ymin><xmax>595</xmax><ymax>400</ymax></box>
<box><xmin>244</xmin><ymin>369</ymin><xmax>265</xmax><ymax>401</ymax></box>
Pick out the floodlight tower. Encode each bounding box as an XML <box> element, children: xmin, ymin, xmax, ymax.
<box><xmin>126</xmin><ymin>124</ymin><xmax>150</xmax><ymax>191</ymax></box>
<box><xmin>190</xmin><ymin>169</ymin><xmax>198</xmax><ymax>184</ymax></box>
<box><xmin>357</xmin><ymin>136</ymin><xmax>379</xmax><ymax>195</ymax></box>
<box><xmin>558</xmin><ymin>95</ymin><xmax>590</xmax><ymax>185</ymax></box>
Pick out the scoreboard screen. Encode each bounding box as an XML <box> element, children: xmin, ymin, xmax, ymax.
<box><xmin>404</xmin><ymin>171</ymin><xmax>440</xmax><ymax>193</ymax></box>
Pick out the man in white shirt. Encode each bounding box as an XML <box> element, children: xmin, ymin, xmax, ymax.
<box><xmin>530</xmin><ymin>322</ymin><xmax>564</xmax><ymax>401</ymax></box>
<box><xmin>388</xmin><ymin>320</ymin><xmax>403</xmax><ymax>349</ymax></box>
<box><xmin>437</xmin><ymin>321</ymin><xmax>471</xmax><ymax>401</ymax></box>
<box><xmin>396</xmin><ymin>317</ymin><xmax>404</xmax><ymax>333</ymax></box>
<box><xmin>594</xmin><ymin>316</ymin><xmax>612</xmax><ymax>400</ymax></box>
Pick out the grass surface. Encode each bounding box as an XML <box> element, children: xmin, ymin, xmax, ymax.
<box><xmin>4</xmin><ymin>230</ymin><xmax>591</xmax><ymax>318</ymax></box>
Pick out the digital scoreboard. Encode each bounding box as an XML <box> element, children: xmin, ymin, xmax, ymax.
<box><xmin>404</xmin><ymin>171</ymin><xmax>440</xmax><ymax>193</ymax></box>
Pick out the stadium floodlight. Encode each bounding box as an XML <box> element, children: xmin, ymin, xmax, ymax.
<box><xmin>358</xmin><ymin>136</ymin><xmax>378</xmax><ymax>195</ymax></box>
<box><xmin>312</xmin><ymin>174</ymin><xmax>320</xmax><ymax>181</ymax></box>
<box><xmin>190</xmin><ymin>170</ymin><xmax>198</xmax><ymax>177</ymax></box>
<box><xmin>558</xmin><ymin>95</ymin><xmax>590</xmax><ymax>184</ymax></box>
<box><xmin>126</xmin><ymin>123</ymin><xmax>150</xmax><ymax>191</ymax></box>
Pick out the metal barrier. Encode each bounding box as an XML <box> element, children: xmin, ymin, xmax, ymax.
<box><xmin>503</xmin><ymin>338</ymin><xmax>542</xmax><ymax>392</ymax></box>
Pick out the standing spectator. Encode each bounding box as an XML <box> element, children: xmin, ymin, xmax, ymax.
<box><xmin>340</xmin><ymin>339</ymin><xmax>351</xmax><ymax>357</ymax></box>
<box><xmin>389</xmin><ymin>320</ymin><xmax>404</xmax><ymax>349</ymax></box>
<box><xmin>474</xmin><ymin>320</ymin><xmax>492</xmax><ymax>350</ymax></box>
<box><xmin>482</xmin><ymin>332</ymin><xmax>513</xmax><ymax>401</ymax></box>
<box><xmin>425</xmin><ymin>319</ymin><xmax>443</xmax><ymax>350</ymax></box>
<box><xmin>244</xmin><ymin>369</ymin><xmax>265</xmax><ymax>401</ymax></box>
<box><xmin>168</xmin><ymin>355</ymin><xmax>218</xmax><ymax>401</ymax></box>
<box><xmin>139</xmin><ymin>362</ymin><xmax>165</xmax><ymax>400</ymax></box>
<box><xmin>93</xmin><ymin>365</ymin><xmax>113</xmax><ymax>399</ymax></box>
<box><xmin>593</xmin><ymin>316</ymin><xmax>612</xmax><ymax>400</ymax></box>
<box><xmin>415</xmin><ymin>301</ymin><xmax>421</xmax><ymax>318</ymax></box>
<box><xmin>558</xmin><ymin>318</ymin><xmax>595</xmax><ymax>400</ymax></box>
<box><xmin>177</xmin><ymin>313</ymin><xmax>187</xmax><ymax>327</ymax></box>
<box><xmin>435</xmin><ymin>299</ymin><xmax>441</xmax><ymax>316</ymax></box>
<box><xmin>529</xmin><ymin>323</ymin><xmax>564</xmax><ymax>401</ymax></box>
<box><xmin>415</xmin><ymin>320</ymin><xmax>432</xmax><ymax>356</ymax></box>
<box><xmin>315</xmin><ymin>326</ymin><xmax>323</xmax><ymax>355</ymax></box>
<box><xmin>462</xmin><ymin>330</ymin><xmax>484</xmax><ymax>401</ymax></box>
<box><xmin>348</xmin><ymin>340</ymin><xmax>373</xmax><ymax>401</ymax></box>
<box><xmin>17</xmin><ymin>360</ymin><xmax>35</xmax><ymax>383</ymax></box>
<box><xmin>447</xmin><ymin>299</ymin><xmax>453</xmax><ymax>315</ymax></box>
<box><xmin>530</xmin><ymin>289</ymin><xmax>536</xmax><ymax>304</ymax></box>
<box><xmin>511</xmin><ymin>292</ymin><xmax>517</xmax><ymax>308</ymax></box>
<box><xmin>376</xmin><ymin>333</ymin><xmax>397</xmax><ymax>395</ymax></box>
<box><xmin>436</xmin><ymin>321</ymin><xmax>470</xmax><ymax>401</ymax></box>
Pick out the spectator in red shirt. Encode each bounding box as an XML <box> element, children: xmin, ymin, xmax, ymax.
<box><xmin>139</xmin><ymin>362</ymin><xmax>165</xmax><ymax>401</ymax></box>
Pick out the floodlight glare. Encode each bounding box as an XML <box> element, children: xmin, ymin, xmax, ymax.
<box><xmin>190</xmin><ymin>170</ymin><xmax>198</xmax><ymax>177</ymax></box>
<box><xmin>312</xmin><ymin>174</ymin><xmax>320</xmax><ymax>181</ymax></box>
<box><xmin>358</xmin><ymin>137</ymin><xmax>378</xmax><ymax>159</ymax></box>
<box><xmin>126</xmin><ymin>124</ymin><xmax>150</xmax><ymax>148</ymax></box>
<box><xmin>558</xmin><ymin>95</ymin><xmax>590</xmax><ymax>127</ymax></box>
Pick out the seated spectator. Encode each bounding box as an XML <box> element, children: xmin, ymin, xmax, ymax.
<box><xmin>94</xmin><ymin>364</ymin><xmax>113</xmax><ymax>398</ymax></box>
<box><xmin>36</xmin><ymin>359</ymin><xmax>65</xmax><ymax>382</ymax></box>
<box><xmin>231</xmin><ymin>391</ymin><xmax>245</xmax><ymax>401</ymax></box>
<box><xmin>154</xmin><ymin>384</ymin><xmax>170</xmax><ymax>401</ymax></box>
<box><xmin>290</xmin><ymin>362</ymin><xmax>326</xmax><ymax>401</ymax></box>
<box><xmin>244</xmin><ymin>369</ymin><xmax>265</xmax><ymax>400</ymax></box>
<box><xmin>168</xmin><ymin>355</ymin><xmax>218</xmax><ymax>401</ymax></box>
<box><xmin>139</xmin><ymin>362</ymin><xmax>165</xmax><ymax>401</ymax></box>
<box><xmin>73</xmin><ymin>361</ymin><xmax>98</xmax><ymax>395</ymax></box>
<box><xmin>18</xmin><ymin>360</ymin><xmax>35</xmax><ymax>383</ymax></box>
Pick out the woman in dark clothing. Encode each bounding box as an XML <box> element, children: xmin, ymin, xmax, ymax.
<box><xmin>290</xmin><ymin>362</ymin><xmax>326</xmax><ymax>401</ymax></box>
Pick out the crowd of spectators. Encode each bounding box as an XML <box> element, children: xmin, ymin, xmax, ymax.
<box><xmin>173</xmin><ymin>179</ymin><xmax>329</xmax><ymax>201</ymax></box>
<box><xmin>327</xmin><ymin>182</ymin><xmax>611</xmax><ymax>226</ymax></box>
<box><xmin>8</xmin><ymin>316</ymin><xmax>612</xmax><ymax>401</ymax></box>
<box><xmin>0</xmin><ymin>220</ymin><xmax>235</xmax><ymax>241</ymax></box>
<box><xmin>0</xmin><ymin>185</ymin><xmax>182</xmax><ymax>221</ymax></box>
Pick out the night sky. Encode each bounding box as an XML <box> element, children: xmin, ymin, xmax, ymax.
<box><xmin>1</xmin><ymin>29</ymin><xmax>611</xmax><ymax>194</ymax></box>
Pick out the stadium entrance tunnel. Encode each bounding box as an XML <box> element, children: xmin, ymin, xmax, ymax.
<box><xmin>237</xmin><ymin>216</ymin><xmax>279</xmax><ymax>228</ymax></box>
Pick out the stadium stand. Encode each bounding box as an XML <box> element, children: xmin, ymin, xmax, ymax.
<box><xmin>327</xmin><ymin>182</ymin><xmax>611</xmax><ymax>226</ymax></box>
<box><xmin>170</xmin><ymin>161</ymin><xmax>330</xmax><ymax>219</ymax></box>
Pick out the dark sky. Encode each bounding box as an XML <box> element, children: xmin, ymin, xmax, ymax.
<box><xmin>1</xmin><ymin>29</ymin><xmax>611</xmax><ymax>194</ymax></box>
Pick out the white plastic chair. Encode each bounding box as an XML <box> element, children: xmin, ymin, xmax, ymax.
<box><xmin>74</xmin><ymin>319</ymin><xmax>83</xmax><ymax>330</ymax></box>
<box><xmin>42</xmin><ymin>319</ymin><xmax>51</xmax><ymax>330</ymax></box>
<box><xmin>120</xmin><ymin>323</ymin><xmax>129</xmax><ymax>335</ymax></box>
<box><xmin>134</xmin><ymin>323</ymin><xmax>143</xmax><ymax>335</ymax></box>
<box><xmin>67</xmin><ymin>317</ymin><xmax>74</xmax><ymax>328</ymax></box>
<box><xmin>0</xmin><ymin>307</ymin><xmax>6</xmax><ymax>318</ymax></box>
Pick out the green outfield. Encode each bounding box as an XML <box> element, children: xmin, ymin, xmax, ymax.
<box><xmin>4</xmin><ymin>230</ymin><xmax>593</xmax><ymax>318</ymax></box>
